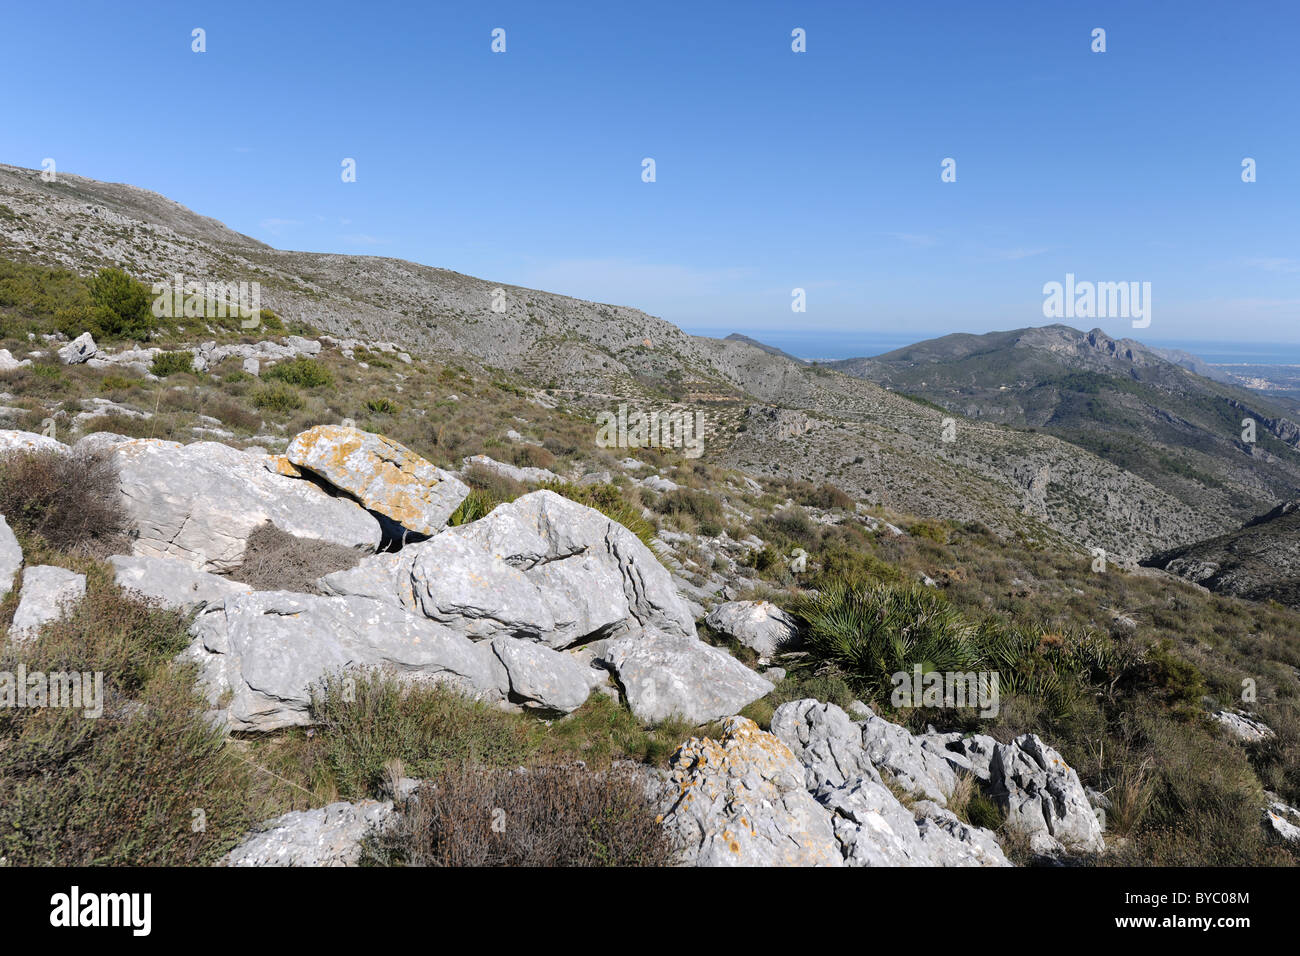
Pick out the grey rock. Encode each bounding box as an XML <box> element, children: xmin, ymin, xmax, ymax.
<box><xmin>109</xmin><ymin>554</ymin><xmax>252</xmax><ymax>611</ymax></box>
<box><xmin>490</xmin><ymin>636</ymin><xmax>593</xmax><ymax>713</ymax></box>
<box><xmin>104</xmin><ymin>436</ymin><xmax>381</xmax><ymax>572</ymax></box>
<box><xmin>815</xmin><ymin>777</ymin><xmax>934</xmax><ymax>866</ymax></box>
<box><xmin>0</xmin><ymin>514</ymin><xmax>21</xmax><ymax>599</ymax></box>
<box><xmin>1212</xmin><ymin>709</ymin><xmax>1275</xmax><ymax>743</ymax></box>
<box><xmin>224</xmin><ymin>800</ymin><xmax>395</xmax><ymax>866</ymax></box>
<box><xmin>912</xmin><ymin>800</ymin><xmax>1012</xmax><ymax>866</ymax></box>
<box><xmin>661</xmin><ymin>716</ymin><xmax>843</xmax><ymax>866</ymax></box>
<box><xmin>704</xmin><ymin>600</ymin><xmax>800</xmax><ymax>656</ymax></box>
<box><xmin>1262</xmin><ymin>798</ymin><xmax>1300</xmax><ymax>845</ymax></box>
<box><xmin>771</xmin><ymin>698</ymin><xmax>882</xmax><ymax>790</ymax></box>
<box><xmin>860</xmin><ymin>713</ymin><xmax>958</xmax><ymax>805</ymax></box>
<box><xmin>57</xmin><ymin>331</ymin><xmax>97</xmax><ymax>365</ymax></box>
<box><xmin>605</xmin><ymin>629</ymin><xmax>773</xmax><ymax>724</ymax></box>
<box><xmin>0</xmin><ymin>429</ymin><xmax>68</xmax><ymax>455</ymax></box>
<box><xmin>10</xmin><ymin>565</ymin><xmax>86</xmax><ymax>642</ymax></box>
<box><xmin>184</xmin><ymin>591</ymin><xmax>508</xmax><ymax>731</ymax></box>
<box><xmin>990</xmin><ymin>733</ymin><xmax>1105</xmax><ymax>855</ymax></box>
<box><xmin>326</xmin><ymin>491</ymin><xmax>698</xmax><ymax>649</ymax></box>
<box><xmin>461</xmin><ymin>453</ymin><xmax>560</xmax><ymax>485</ymax></box>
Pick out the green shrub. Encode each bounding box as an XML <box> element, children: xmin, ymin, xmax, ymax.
<box><xmin>795</xmin><ymin>582</ymin><xmax>982</xmax><ymax>704</ymax></box>
<box><xmin>251</xmin><ymin>382</ymin><xmax>303</xmax><ymax>412</ymax></box>
<box><xmin>88</xmin><ymin>267</ymin><xmax>153</xmax><ymax>340</ymax></box>
<box><xmin>150</xmin><ymin>350</ymin><xmax>194</xmax><ymax>377</ymax></box>
<box><xmin>365</xmin><ymin>397</ymin><xmax>398</xmax><ymax>415</ymax></box>
<box><xmin>264</xmin><ymin>358</ymin><xmax>332</xmax><ymax>388</ymax></box>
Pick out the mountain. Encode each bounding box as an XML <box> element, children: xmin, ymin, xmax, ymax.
<box><xmin>1144</xmin><ymin>499</ymin><xmax>1300</xmax><ymax>607</ymax></box>
<box><xmin>828</xmin><ymin>324</ymin><xmax>1300</xmax><ymax>533</ymax></box>
<box><xmin>0</xmin><ymin>164</ymin><xmax>1249</xmax><ymax>559</ymax></box>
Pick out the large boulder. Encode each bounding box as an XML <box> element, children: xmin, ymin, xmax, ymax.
<box><xmin>183</xmin><ymin>591</ymin><xmax>508</xmax><ymax>731</ymax></box>
<box><xmin>321</xmin><ymin>490</ymin><xmax>698</xmax><ymax>647</ymax></box>
<box><xmin>661</xmin><ymin>716</ymin><xmax>843</xmax><ymax>866</ymax></box>
<box><xmin>704</xmin><ymin>600</ymin><xmax>800</xmax><ymax>656</ymax></box>
<box><xmin>604</xmin><ymin>630</ymin><xmax>773</xmax><ymax>724</ymax></box>
<box><xmin>990</xmin><ymin>734</ymin><xmax>1105</xmax><ymax>855</ymax></box>
<box><xmin>10</xmin><ymin>565</ymin><xmax>85</xmax><ymax>642</ymax></box>
<box><xmin>100</xmin><ymin>436</ymin><xmax>381</xmax><ymax>572</ymax></box>
<box><xmin>287</xmin><ymin>425</ymin><xmax>468</xmax><ymax>538</ymax></box>
<box><xmin>490</xmin><ymin>636</ymin><xmax>598</xmax><ymax>713</ymax></box>
<box><xmin>57</xmin><ymin>332</ymin><xmax>97</xmax><ymax>365</ymax></box>
<box><xmin>109</xmin><ymin>554</ymin><xmax>252</xmax><ymax>611</ymax></box>
<box><xmin>224</xmin><ymin>800</ymin><xmax>395</xmax><ymax>866</ymax></box>
<box><xmin>0</xmin><ymin>514</ymin><xmax>21</xmax><ymax>599</ymax></box>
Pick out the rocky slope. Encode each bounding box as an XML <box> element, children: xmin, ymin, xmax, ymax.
<box><xmin>1143</xmin><ymin>499</ymin><xmax>1300</xmax><ymax>607</ymax></box>
<box><xmin>0</xmin><ymin>164</ymin><xmax>1236</xmax><ymax>559</ymax></box>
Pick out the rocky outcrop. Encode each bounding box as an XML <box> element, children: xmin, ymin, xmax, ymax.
<box><xmin>288</xmin><ymin>425</ymin><xmax>468</xmax><ymax>538</ymax></box>
<box><xmin>704</xmin><ymin>600</ymin><xmax>800</xmax><ymax>656</ymax></box>
<box><xmin>184</xmin><ymin>590</ymin><xmax>508</xmax><ymax>731</ymax></box>
<box><xmin>490</xmin><ymin>636</ymin><xmax>599</xmax><ymax>713</ymax></box>
<box><xmin>989</xmin><ymin>734</ymin><xmax>1105</xmax><ymax>855</ymax></box>
<box><xmin>660</xmin><ymin>716</ymin><xmax>844</xmax><ymax>866</ymax></box>
<box><xmin>0</xmin><ymin>429</ymin><xmax>66</xmax><ymax>455</ymax></box>
<box><xmin>99</xmin><ymin>435</ymin><xmax>381</xmax><ymax>571</ymax></box>
<box><xmin>57</xmin><ymin>332</ymin><xmax>97</xmax><ymax>365</ymax></box>
<box><xmin>321</xmin><ymin>490</ymin><xmax>698</xmax><ymax>646</ymax></box>
<box><xmin>461</xmin><ymin>453</ymin><xmax>560</xmax><ymax>485</ymax></box>
<box><xmin>1212</xmin><ymin>709</ymin><xmax>1276</xmax><ymax>743</ymax></box>
<box><xmin>223</xmin><ymin>800</ymin><xmax>395</xmax><ymax>866</ymax></box>
<box><xmin>665</xmin><ymin>704</ymin><xmax>1011</xmax><ymax>867</ymax></box>
<box><xmin>10</xmin><ymin>565</ymin><xmax>86</xmax><ymax>642</ymax></box>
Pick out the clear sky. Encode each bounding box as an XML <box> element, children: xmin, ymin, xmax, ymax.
<box><xmin>1</xmin><ymin>0</ymin><xmax>1297</xmax><ymax>348</ymax></box>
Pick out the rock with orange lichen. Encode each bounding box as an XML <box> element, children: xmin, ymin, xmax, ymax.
<box><xmin>660</xmin><ymin>716</ymin><xmax>843</xmax><ymax>867</ymax></box>
<box><xmin>287</xmin><ymin>425</ymin><xmax>468</xmax><ymax>538</ymax></box>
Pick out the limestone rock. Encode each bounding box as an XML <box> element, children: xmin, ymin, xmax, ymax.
<box><xmin>10</xmin><ymin>565</ymin><xmax>86</xmax><ymax>642</ymax></box>
<box><xmin>184</xmin><ymin>590</ymin><xmax>508</xmax><ymax>731</ymax></box>
<box><xmin>57</xmin><ymin>331</ymin><xmax>97</xmax><ymax>365</ymax></box>
<box><xmin>490</xmin><ymin>636</ymin><xmax>595</xmax><ymax>713</ymax></box>
<box><xmin>990</xmin><ymin>733</ymin><xmax>1105</xmax><ymax>855</ymax></box>
<box><xmin>288</xmin><ymin>425</ymin><xmax>468</xmax><ymax>538</ymax></box>
<box><xmin>604</xmin><ymin>629</ymin><xmax>772</xmax><ymax>725</ymax></box>
<box><xmin>661</xmin><ymin>716</ymin><xmax>843</xmax><ymax>866</ymax></box>
<box><xmin>0</xmin><ymin>514</ymin><xmax>21</xmax><ymax>599</ymax></box>
<box><xmin>102</xmin><ymin>436</ymin><xmax>380</xmax><ymax>572</ymax></box>
<box><xmin>224</xmin><ymin>800</ymin><xmax>395</xmax><ymax>866</ymax></box>
<box><xmin>109</xmin><ymin>554</ymin><xmax>252</xmax><ymax>611</ymax></box>
<box><xmin>704</xmin><ymin>600</ymin><xmax>800</xmax><ymax>656</ymax></box>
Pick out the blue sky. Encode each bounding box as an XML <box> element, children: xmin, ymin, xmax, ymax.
<box><xmin>1</xmin><ymin>0</ymin><xmax>1297</xmax><ymax>351</ymax></box>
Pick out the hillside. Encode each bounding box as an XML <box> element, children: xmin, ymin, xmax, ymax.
<box><xmin>829</xmin><ymin>325</ymin><xmax>1300</xmax><ymax>530</ymax></box>
<box><xmin>1144</xmin><ymin>499</ymin><xmax>1300</xmax><ymax>607</ymax></box>
<box><xmin>0</xmin><ymin>165</ymin><xmax>1230</xmax><ymax>560</ymax></box>
<box><xmin>0</xmin><ymin>169</ymin><xmax>1298</xmax><ymax>869</ymax></box>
